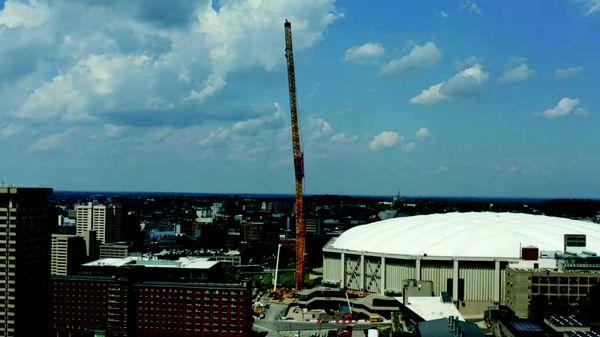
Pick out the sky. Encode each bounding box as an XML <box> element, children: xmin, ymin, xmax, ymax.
<box><xmin>0</xmin><ymin>0</ymin><xmax>599</xmax><ymax>198</ymax></box>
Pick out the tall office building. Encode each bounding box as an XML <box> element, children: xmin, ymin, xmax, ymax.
<box><xmin>75</xmin><ymin>202</ymin><xmax>122</xmax><ymax>244</ymax></box>
<box><xmin>50</xmin><ymin>234</ymin><xmax>87</xmax><ymax>276</ymax></box>
<box><xmin>0</xmin><ymin>187</ymin><xmax>52</xmax><ymax>337</ymax></box>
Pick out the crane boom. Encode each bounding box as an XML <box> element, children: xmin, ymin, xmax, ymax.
<box><xmin>284</xmin><ymin>20</ymin><xmax>305</xmax><ymax>290</ymax></box>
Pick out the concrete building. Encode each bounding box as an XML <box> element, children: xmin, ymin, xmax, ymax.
<box><xmin>0</xmin><ymin>187</ymin><xmax>52</xmax><ymax>337</ymax></box>
<box><xmin>99</xmin><ymin>242</ymin><xmax>129</xmax><ymax>259</ymax></box>
<box><xmin>50</xmin><ymin>234</ymin><xmax>87</xmax><ymax>276</ymax></box>
<box><xmin>322</xmin><ymin>212</ymin><xmax>600</xmax><ymax>317</ymax></box>
<box><xmin>505</xmin><ymin>266</ymin><xmax>600</xmax><ymax>317</ymax></box>
<box><xmin>75</xmin><ymin>202</ymin><xmax>122</xmax><ymax>244</ymax></box>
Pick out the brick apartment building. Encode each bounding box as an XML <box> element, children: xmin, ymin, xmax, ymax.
<box><xmin>50</xmin><ymin>257</ymin><xmax>252</xmax><ymax>337</ymax></box>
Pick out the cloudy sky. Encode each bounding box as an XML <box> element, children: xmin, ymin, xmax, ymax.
<box><xmin>0</xmin><ymin>0</ymin><xmax>599</xmax><ymax>198</ymax></box>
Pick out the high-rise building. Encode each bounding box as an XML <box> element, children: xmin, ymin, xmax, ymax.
<box><xmin>75</xmin><ymin>202</ymin><xmax>122</xmax><ymax>244</ymax></box>
<box><xmin>0</xmin><ymin>187</ymin><xmax>52</xmax><ymax>337</ymax></box>
<box><xmin>50</xmin><ymin>234</ymin><xmax>87</xmax><ymax>276</ymax></box>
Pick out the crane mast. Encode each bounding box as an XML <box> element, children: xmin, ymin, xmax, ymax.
<box><xmin>284</xmin><ymin>20</ymin><xmax>306</xmax><ymax>290</ymax></box>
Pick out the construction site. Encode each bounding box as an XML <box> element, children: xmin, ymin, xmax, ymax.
<box><xmin>251</xmin><ymin>20</ymin><xmax>600</xmax><ymax>337</ymax></box>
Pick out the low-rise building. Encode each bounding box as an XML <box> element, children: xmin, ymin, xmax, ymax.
<box><xmin>99</xmin><ymin>242</ymin><xmax>129</xmax><ymax>259</ymax></box>
<box><xmin>505</xmin><ymin>267</ymin><xmax>600</xmax><ymax>317</ymax></box>
<box><xmin>50</xmin><ymin>257</ymin><xmax>251</xmax><ymax>337</ymax></box>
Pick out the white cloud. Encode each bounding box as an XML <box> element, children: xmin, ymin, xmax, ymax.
<box><xmin>0</xmin><ymin>124</ymin><xmax>21</xmax><ymax>139</ymax></box>
<box><xmin>554</xmin><ymin>66</ymin><xmax>583</xmax><ymax>80</ymax></box>
<box><xmin>415</xmin><ymin>128</ymin><xmax>431</xmax><ymax>141</ymax></box>
<box><xmin>498</xmin><ymin>63</ymin><xmax>534</xmax><ymax>84</ymax></box>
<box><xmin>4</xmin><ymin>0</ymin><xmax>341</xmax><ymax>125</ymax></box>
<box><xmin>439</xmin><ymin>11</ymin><xmax>449</xmax><ymax>18</ymax></box>
<box><xmin>308</xmin><ymin>116</ymin><xmax>333</xmax><ymax>139</ymax></box>
<box><xmin>28</xmin><ymin>131</ymin><xmax>69</xmax><ymax>152</ymax></box>
<box><xmin>460</xmin><ymin>1</ymin><xmax>481</xmax><ymax>14</ymax></box>
<box><xmin>369</xmin><ymin>131</ymin><xmax>401</xmax><ymax>151</ymax></box>
<box><xmin>0</xmin><ymin>0</ymin><xmax>49</xmax><ymax>28</ymax></box>
<box><xmin>410</xmin><ymin>84</ymin><xmax>445</xmax><ymax>105</ymax></box>
<box><xmin>537</xmin><ymin>97</ymin><xmax>583</xmax><ymax>119</ymax></box>
<box><xmin>410</xmin><ymin>64</ymin><xmax>488</xmax><ymax>105</ymax></box>
<box><xmin>344</xmin><ymin>42</ymin><xmax>384</xmax><ymax>61</ymax></box>
<box><xmin>401</xmin><ymin>142</ymin><xmax>416</xmax><ymax>152</ymax></box>
<box><xmin>330</xmin><ymin>132</ymin><xmax>357</xmax><ymax>143</ymax></box>
<box><xmin>201</xmin><ymin>102</ymin><xmax>286</xmax><ymax>145</ymax></box>
<box><xmin>578</xmin><ymin>0</ymin><xmax>600</xmax><ymax>15</ymax></box>
<box><xmin>380</xmin><ymin>42</ymin><xmax>441</xmax><ymax>76</ymax></box>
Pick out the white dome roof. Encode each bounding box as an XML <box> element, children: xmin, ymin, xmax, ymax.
<box><xmin>330</xmin><ymin>212</ymin><xmax>600</xmax><ymax>259</ymax></box>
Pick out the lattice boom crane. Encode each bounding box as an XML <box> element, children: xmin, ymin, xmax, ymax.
<box><xmin>284</xmin><ymin>20</ymin><xmax>306</xmax><ymax>290</ymax></box>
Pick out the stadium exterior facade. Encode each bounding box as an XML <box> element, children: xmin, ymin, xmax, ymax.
<box><xmin>322</xmin><ymin>212</ymin><xmax>600</xmax><ymax>308</ymax></box>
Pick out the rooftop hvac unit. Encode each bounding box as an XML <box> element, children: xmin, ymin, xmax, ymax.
<box><xmin>521</xmin><ymin>246</ymin><xmax>539</xmax><ymax>261</ymax></box>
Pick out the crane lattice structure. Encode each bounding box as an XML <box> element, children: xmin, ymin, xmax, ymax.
<box><xmin>284</xmin><ymin>20</ymin><xmax>306</xmax><ymax>290</ymax></box>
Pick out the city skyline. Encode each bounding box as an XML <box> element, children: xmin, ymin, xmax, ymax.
<box><xmin>1</xmin><ymin>0</ymin><xmax>599</xmax><ymax>198</ymax></box>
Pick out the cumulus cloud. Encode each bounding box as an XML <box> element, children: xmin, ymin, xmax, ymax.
<box><xmin>498</xmin><ymin>62</ymin><xmax>534</xmax><ymax>84</ymax></box>
<box><xmin>201</xmin><ymin>102</ymin><xmax>286</xmax><ymax>145</ymax></box>
<box><xmin>410</xmin><ymin>64</ymin><xmax>488</xmax><ymax>105</ymax></box>
<box><xmin>344</xmin><ymin>42</ymin><xmax>384</xmax><ymax>61</ymax></box>
<box><xmin>415</xmin><ymin>128</ymin><xmax>431</xmax><ymax>141</ymax></box>
<box><xmin>439</xmin><ymin>11</ymin><xmax>449</xmax><ymax>18</ymax></box>
<box><xmin>1</xmin><ymin>0</ymin><xmax>341</xmax><ymax>127</ymax></box>
<box><xmin>380</xmin><ymin>42</ymin><xmax>441</xmax><ymax>76</ymax></box>
<box><xmin>308</xmin><ymin>116</ymin><xmax>333</xmax><ymax>139</ymax></box>
<box><xmin>0</xmin><ymin>0</ymin><xmax>49</xmax><ymax>28</ymax></box>
<box><xmin>554</xmin><ymin>66</ymin><xmax>583</xmax><ymax>80</ymax></box>
<box><xmin>329</xmin><ymin>132</ymin><xmax>358</xmax><ymax>143</ymax></box>
<box><xmin>28</xmin><ymin>131</ymin><xmax>69</xmax><ymax>152</ymax></box>
<box><xmin>369</xmin><ymin>131</ymin><xmax>401</xmax><ymax>151</ymax></box>
<box><xmin>460</xmin><ymin>1</ymin><xmax>481</xmax><ymax>14</ymax></box>
<box><xmin>537</xmin><ymin>97</ymin><xmax>585</xmax><ymax>119</ymax></box>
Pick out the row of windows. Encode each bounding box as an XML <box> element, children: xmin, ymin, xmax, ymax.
<box><xmin>530</xmin><ymin>275</ymin><xmax>600</xmax><ymax>285</ymax></box>
<box><xmin>531</xmin><ymin>285</ymin><xmax>590</xmax><ymax>295</ymax></box>
<box><xmin>137</xmin><ymin>288</ymin><xmax>244</xmax><ymax>296</ymax></box>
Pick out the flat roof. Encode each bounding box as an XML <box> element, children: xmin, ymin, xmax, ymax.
<box><xmin>396</xmin><ymin>296</ymin><xmax>464</xmax><ymax>321</ymax></box>
<box><xmin>83</xmin><ymin>256</ymin><xmax>219</xmax><ymax>270</ymax></box>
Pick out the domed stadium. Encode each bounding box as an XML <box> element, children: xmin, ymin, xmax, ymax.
<box><xmin>321</xmin><ymin>212</ymin><xmax>600</xmax><ymax>308</ymax></box>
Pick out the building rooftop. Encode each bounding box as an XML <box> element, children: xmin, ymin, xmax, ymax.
<box><xmin>83</xmin><ymin>256</ymin><xmax>219</xmax><ymax>270</ymax></box>
<box><xmin>545</xmin><ymin>315</ymin><xmax>585</xmax><ymax>328</ymax></box>
<box><xmin>396</xmin><ymin>296</ymin><xmax>464</xmax><ymax>321</ymax></box>
<box><xmin>329</xmin><ymin>212</ymin><xmax>600</xmax><ymax>259</ymax></box>
<box><xmin>572</xmin><ymin>332</ymin><xmax>600</xmax><ymax>337</ymax></box>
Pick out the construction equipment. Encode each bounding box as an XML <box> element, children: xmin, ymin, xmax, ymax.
<box><xmin>284</xmin><ymin>20</ymin><xmax>306</xmax><ymax>290</ymax></box>
<box><xmin>273</xmin><ymin>243</ymin><xmax>282</xmax><ymax>291</ymax></box>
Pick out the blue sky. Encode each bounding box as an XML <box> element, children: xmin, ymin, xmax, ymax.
<box><xmin>0</xmin><ymin>0</ymin><xmax>599</xmax><ymax>198</ymax></box>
